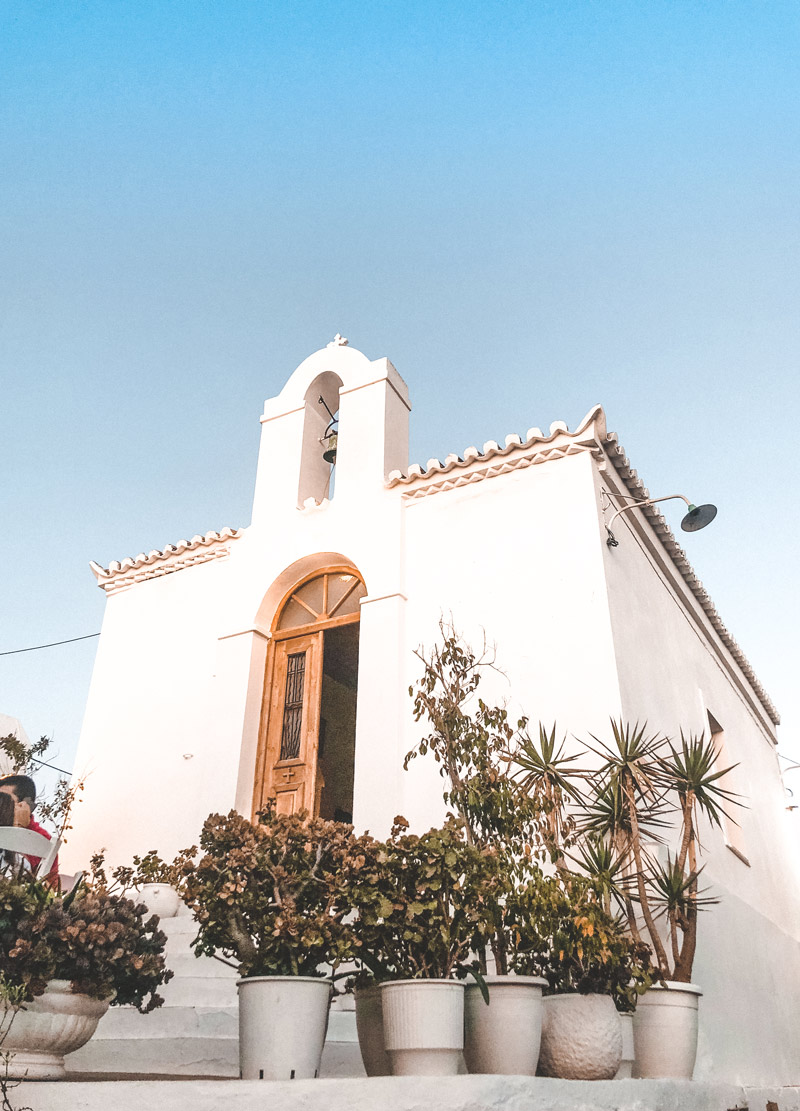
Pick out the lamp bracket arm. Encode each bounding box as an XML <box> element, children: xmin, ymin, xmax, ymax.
<box><xmin>605</xmin><ymin>492</ymin><xmax>691</xmax><ymax>534</ymax></box>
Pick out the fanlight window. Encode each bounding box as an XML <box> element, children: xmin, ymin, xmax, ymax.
<box><xmin>276</xmin><ymin>572</ymin><xmax>366</xmax><ymax>632</ymax></box>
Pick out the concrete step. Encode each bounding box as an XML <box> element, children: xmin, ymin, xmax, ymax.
<box><xmin>78</xmin><ymin>1004</ymin><xmax>238</xmax><ymax>1040</ymax></box>
<box><xmin>162</xmin><ymin>951</ymin><xmax>238</xmax><ymax>978</ymax></box>
<box><xmin>22</xmin><ymin>1077</ymin><xmax>800</xmax><ymax>1111</ymax></box>
<box><xmin>65</xmin><ymin>1036</ymin><xmax>239</xmax><ymax>1078</ymax></box>
<box><xmin>159</xmin><ymin>975</ymin><xmax>239</xmax><ymax>1008</ymax></box>
<box><xmin>159</xmin><ymin>912</ymin><xmax>198</xmax><ymax>937</ymax></box>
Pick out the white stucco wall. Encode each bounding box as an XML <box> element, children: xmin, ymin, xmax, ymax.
<box><xmin>598</xmin><ymin>468</ymin><xmax>800</xmax><ymax>1084</ymax></box>
<box><xmin>396</xmin><ymin>450</ymin><xmax>623</xmax><ymax>833</ymax></box>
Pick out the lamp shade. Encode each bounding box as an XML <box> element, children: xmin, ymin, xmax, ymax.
<box><xmin>680</xmin><ymin>503</ymin><xmax>717</xmax><ymax>532</ymax></box>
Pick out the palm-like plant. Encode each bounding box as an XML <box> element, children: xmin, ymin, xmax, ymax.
<box><xmin>514</xmin><ymin>723</ymin><xmax>586</xmax><ymax>865</ymax></box>
<box><xmin>577</xmin><ymin>721</ymin><xmax>745</xmax><ymax>983</ymax></box>
<box><xmin>655</xmin><ymin>731</ymin><xmax>744</xmax><ymax>980</ymax></box>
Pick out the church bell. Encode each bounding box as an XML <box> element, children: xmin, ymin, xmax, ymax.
<box><xmin>322</xmin><ymin>433</ymin><xmax>338</xmax><ymax>465</ymax></box>
<box><xmin>318</xmin><ymin>395</ymin><xmax>339</xmax><ymax>466</ymax></box>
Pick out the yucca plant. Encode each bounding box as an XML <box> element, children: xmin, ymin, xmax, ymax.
<box><xmin>654</xmin><ymin>730</ymin><xmax>743</xmax><ymax>980</ymax></box>
<box><xmin>577</xmin><ymin>721</ymin><xmax>744</xmax><ymax>983</ymax></box>
<box><xmin>513</xmin><ymin>723</ymin><xmax>587</xmax><ymax>866</ymax></box>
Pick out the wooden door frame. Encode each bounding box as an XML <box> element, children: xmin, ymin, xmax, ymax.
<box><xmin>252</xmin><ymin>566</ymin><xmax>364</xmax><ymax>820</ymax></box>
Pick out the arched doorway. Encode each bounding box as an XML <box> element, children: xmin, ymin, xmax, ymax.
<box><xmin>252</xmin><ymin>567</ymin><xmax>367</xmax><ymax>821</ymax></box>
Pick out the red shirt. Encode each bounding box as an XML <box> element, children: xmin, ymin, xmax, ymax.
<box><xmin>25</xmin><ymin>817</ymin><xmax>59</xmax><ymax>880</ymax></box>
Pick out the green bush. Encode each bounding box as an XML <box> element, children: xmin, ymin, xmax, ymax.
<box><xmin>181</xmin><ymin>808</ymin><xmax>373</xmax><ymax>978</ymax></box>
<box><xmin>0</xmin><ymin>869</ymin><xmax>172</xmax><ymax>1012</ymax></box>
<box><xmin>508</xmin><ymin>871</ymin><xmax>651</xmax><ymax>1012</ymax></box>
<box><xmin>348</xmin><ymin>816</ymin><xmax>502</xmax><ymax>981</ymax></box>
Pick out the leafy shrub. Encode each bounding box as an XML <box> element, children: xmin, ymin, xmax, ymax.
<box><xmin>0</xmin><ymin>868</ymin><xmax>172</xmax><ymax>1012</ymax></box>
<box><xmin>181</xmin><ymin>808</ymin><xmax>372</xmax><ymax>978</ymax></box>
<box><xmin>104</xmin><ymin>847</ymin><xmax>197</xmax><ymax>896</ymax></box>
<box><xmin>508</xmin><ymin>871</ymin><xmax>651</xmax><ymax>1012</ymax></box>
<box><xmin>44</xmin><ymin>888</ymin><xmax>172</xmax><ymax>1013</ymax></box>
<box><xmin>0</xmin><ymin>876</ymin><xmax>56</xmax><ymax>1002</ymax></box>
<box><xmin>349</xmin><ymin>816</ymin><xmax>503</xmax><ymax>981</ymax></box>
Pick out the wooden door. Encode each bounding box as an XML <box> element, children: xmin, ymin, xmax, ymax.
<box><xmin>259</xmin><ymin>631</ymin><xmax>323</xmax><ymax>816</ymax></box>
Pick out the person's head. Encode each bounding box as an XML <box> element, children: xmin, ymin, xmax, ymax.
<box><xmin>0</xmin><ymin>775</ymin><xmax>36</xmax><ymax>809</ymax></box>
<box><xmin>0</xmin><ymin>776</ymin><xmax>36</xmax><ymax>828</ymax></box>
<box><xmin>0</xmin><ymin>791</ymin><xmax>15</xmax><ymax>827</ymax></box>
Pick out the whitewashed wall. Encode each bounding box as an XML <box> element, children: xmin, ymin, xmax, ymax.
<box><xmin>598</xmin><ymin>468</ymin><xmax>800</xmax><ymax>1085</ymax></box>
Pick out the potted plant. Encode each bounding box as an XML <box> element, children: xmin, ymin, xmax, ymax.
<box><xmin>0</xmin><ymin>862</ymin><xmax>172</xmax><ymax>1078</ymax></box>
<box><xmin>111</xmin><ymin>848</ymin><xmax>196</xmax><ymax>919</ymax></box>
<box><xmin>577</xmin><ymin>721</ymin><xmax>744</xmax><ymax>1078</ymax></box>
<box><xmin>348</xmin><ymin>816</ymin><xmax>500</xmax><ymax>1077</ymax></box>
<box><xmin>179</xmin><ymin>806</ymin><xmax>370</xmax><ymax>1081</ymax></box>
<box><xmin>506</xmin><ymin>868</ymin><xmax>650</xmax><ymax>1079</ymax></box>
<box><xmin>346</xmin><ymin>970</ymin><xmax>392</xmax><ymax>1077</ymax></box>
<box><xmin>407</xmin><ymin>629</ymin><xmax>567</xmax><ymax>1075</ymax></box>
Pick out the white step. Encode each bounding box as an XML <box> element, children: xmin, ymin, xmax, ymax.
<box><xmin>80</xmin><ymin>1004</ymin><xmax>238</xmax><ymax>1040</ymax></box>
<box><xmin>22</xmin><ymin>1077</ymin><xmax>800</xmax><ymax>1111</ymax></box>
<box><xmin>65</xmin><ymin>1035</ymin><xmax>239</xmax><ymax>1077</ymax></box>
<box><xmin>159</xmin><ymin>975</ymin><xmax>239</xmax><ymax>1008</ymax></box>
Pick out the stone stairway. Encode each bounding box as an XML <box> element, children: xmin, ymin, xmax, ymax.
<box><xmin>65</xmin><ymin>909</ymin><xmax>363</xmax><ymax>1079</ymax></box>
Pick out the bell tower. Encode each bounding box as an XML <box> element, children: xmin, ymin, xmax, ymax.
<box><xmin>251</xmin><ymin>338</ymin><xmax>411</xmax><ymax>526</ymax></box>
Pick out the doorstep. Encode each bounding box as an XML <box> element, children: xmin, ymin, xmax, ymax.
<box><xmin>14</xmin><ymin>1076</ymin><xmax>800</xmax><ymax>1111</ymax></box>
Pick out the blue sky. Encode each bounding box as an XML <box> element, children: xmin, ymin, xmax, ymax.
<box><xmin>2</xmin><ymin>1</ymin><xmax>798</xmax><ymax>795</ymax></box>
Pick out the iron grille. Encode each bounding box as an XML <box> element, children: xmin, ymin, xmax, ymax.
<box><xmin>280</xmin><ymin>652</ymin><xmax>306</xmax><ymax>761</ymax></box>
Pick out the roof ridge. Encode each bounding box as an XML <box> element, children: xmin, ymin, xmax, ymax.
<box><xmin>91</xmin><ymin>527</ymin><xmax>243</xmax><ymax>592</ymax></box>
<box><xmin>387</xmin><ymin>404</ymin><xmax>604</xmax><ymax>485</ymax></box>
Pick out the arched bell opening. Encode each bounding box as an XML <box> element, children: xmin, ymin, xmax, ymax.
<box><xmin>252</xmin><ymin>567</ymin><xmax>367</xmax><ymax>822</ymax></box>
<box><xmin>297</xmin><ymin>372</ymin><xmax>342</xmax><ymax>507</ymax></box>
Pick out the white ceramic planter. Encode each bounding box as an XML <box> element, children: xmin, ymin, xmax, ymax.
<box><xmin>464</xmin><ymin>974</ymin><xmax>547</xmax><ymax>1075</ymax></box>
<box><xmin>137</xmin><ymin>883</ymin><xmax>182</xmax><ymax>918</ymax></box>
<box><xmin>380</xmin><ymin>979</ymin><xmax>465</xmax><ymax>1076</ymax></box>
<box><xmin>237</xmin><ymin>975</ymin><xmax>332</xmax><ymax>1080</ymax></box>
<box><xmin>615</xmin><ymin>1012</ymin><xmax>635</xmax><ymax>1078</ymax></box>
<box><xmin>2</xmin><ymin>980</ymin><xmax>110</xmax><ymax>1079</ymax></box>
<box><xmin>538</xmin><ymin>993</ymin><xmax>622</xmax><ymax>1079</ymax></box>
<box><xmin>354</xmin><ymin>984</ymin><xmax>391</xmax><ymax>1076</ymax></box>
<box><xmin>632</xmin><ymin>981</ymin><xmax>702</xmax><ymax>1079</ymax></box>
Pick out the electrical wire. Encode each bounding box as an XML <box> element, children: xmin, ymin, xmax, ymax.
<box><xmin>0</xmin><ymin>633</ymin><xmax>101</xmax><ymax>657</ymax></box>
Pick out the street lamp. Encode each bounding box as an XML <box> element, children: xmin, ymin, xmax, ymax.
<box><xmin>605</xmin><ymin>493</ymin><xmax>717</xmax><ymax>548</ymax></box>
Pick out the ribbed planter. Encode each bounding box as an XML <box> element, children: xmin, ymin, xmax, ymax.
<box><xmin>538</xmin><ymin>993</ymin><xmax>622</xmax><ymax>1079</ymax></box>
<box><xmin>237</xmin><ymin>975</ymin><xmax>332</xmax><ymax>1080</ymax></box>
<box><xmin>464</xmin><ymin>974</ymin><xmax>547</xmax><ymax>1075</ymax></box>
<box><xmin>2</xmin><ymin>980</ymin><xmax>110</xmax><ymax>1079</ymax></box>
<box><xmin>615</xmin><ymin>1012</ymin><xmax>635</xmax><ymax>1078</ymax></box>
<box><xmin>354</xmin><ymin>984</ymin><xmax>391</xmax><ymax>1076</ymax></box>
<box><xmin>137</xmin><ymin>883</ymin><xmax>182</xmax><ymax>918</ymax></box>
<box><xmin>380</xmin><ymin>979</ymin><xmax>464</xmax><ymax>1076</ymax></box>
<box><xmin>632</xmin><ymin>981</ymin><xmax>702</xmax><ymax>1079</ymax></box>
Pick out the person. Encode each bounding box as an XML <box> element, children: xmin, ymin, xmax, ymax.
<box><xmin>0</xmin><ymin>789</ymin><xmax>24</xmax><ymax>872</ymax></box>
<box><xmin>0</xmin><ymin>774</ymin><xmax>59</xmax><ymax>878</ymax></box>
<box><xmin>0</xmin><ymin>792</ymin><xmax>14</xmax><ymax>827</ymax></box>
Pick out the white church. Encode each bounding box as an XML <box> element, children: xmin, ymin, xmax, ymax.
<box><xmin>66</xmin><ymin>338</ymin><xmax>800</xmax><ymax>1084</ymax></box>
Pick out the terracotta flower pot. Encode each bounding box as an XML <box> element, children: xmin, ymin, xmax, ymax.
<box><xmin>2</xmin><ymin>980</ymin><xmax>110</xmax><ymax>1079</ymax></box>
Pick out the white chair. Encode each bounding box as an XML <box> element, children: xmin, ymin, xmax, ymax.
<box><xmin>0</xmin><ymin>826</ymin><xmax>61</xmax><ymax>878</ymax></box>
